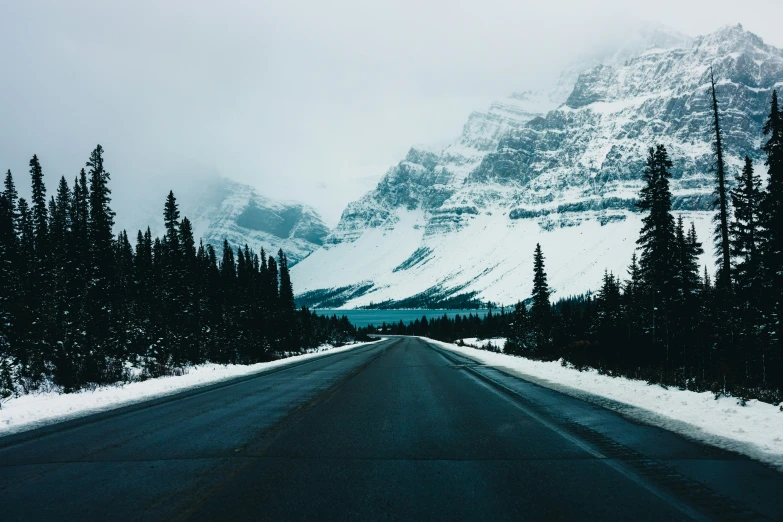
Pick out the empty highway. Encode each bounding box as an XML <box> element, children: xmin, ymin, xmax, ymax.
<box><xmin>1</xmin><ymin>337</ymin><xmax>781</xmax><ymax>521</ymax></box>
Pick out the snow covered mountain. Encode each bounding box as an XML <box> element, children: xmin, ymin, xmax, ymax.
<box><xmin>132</xmin><ymin>177</ymin><xmax>329</xmax><ymax>265</ymax></box>
<box><xmin>292</xmin><ymin>24</ymin><xmax>783</xmax><ymax>308</ymax></box>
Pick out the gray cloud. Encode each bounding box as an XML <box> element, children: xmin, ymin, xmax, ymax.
<box><xmin>2</xmin><ymin>1</ymin><xmax>781</xmax><ymax>227</ymax></box>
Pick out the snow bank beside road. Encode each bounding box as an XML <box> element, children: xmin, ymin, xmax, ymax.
<box><xmin>0</xmin><ymin>341</ymin><xmax>380</xmax><ymax>438</ymax></box>
<box><xmin>457</xmin><ymin>338</ymin><xmax>506</xmax><ymax>352</ymax></box>
<box><xmin>431</xmin><ymin>338</ymin><xmax>783</xmax><ymax>470</ymax></box>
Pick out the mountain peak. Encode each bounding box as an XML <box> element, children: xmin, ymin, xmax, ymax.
<box><xmin>292</xmin><ymin>23</ymin><xmax>783</xmax><ymax>308</ymax></box>
<box><xmin>134</xmin><ymin>176</ymin><xmax>329</xmax><ymax>265</ymax></box>
<box><xmin>694</xmin><ymin>22</ymin><xmax>768</xmax><ymax>54</ymax></box>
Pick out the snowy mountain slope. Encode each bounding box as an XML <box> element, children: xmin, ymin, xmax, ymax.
<box><xmin>132</xmin><ymin>177</ymin><xmax>329</xmax><ymax>265</ymax></box>
<box><xmin>296</xmin><ymin>209</ymin><xmax>714</xmax><ymax>308</ymax></box>
<box><xmin>293</xmin><ymin>24</ymin><xmax>782</xmax><ymax>307</ymax></box>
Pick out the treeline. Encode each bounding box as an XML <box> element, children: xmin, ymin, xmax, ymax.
<box><xmin>0</xmin><ymin>145</ymin><xmax>359</xmax><ymax>397</ymax></box>
<box><xmin>360</xmin><ymin>309</ymin><xmax>508</xmax><ymax>342</ymax></box>
<box><xmin>364</xmin><ymin>85</ymin><xmax>783</xmax><ymax>403</ymax></box>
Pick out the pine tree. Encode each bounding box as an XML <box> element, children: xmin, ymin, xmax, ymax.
<box><xmin>27</xmin><ymin>155</ymin><xmax>53</xmax><ymax>377</ymax></box>
<box><xmin>87</xmin><ymin>145</ymin><xmax>115</xmax><ymax>277</ymax></box>
<box><xmin>622</xmin><ymin>252</ymin><xmax>644</xmax><ymax>350</ymax></box>
<box><xmin>112</xmin><ymin>230</ymin><xmax>134</xmax><ymax>363</ymax></box>
<box><xmin>277</xmin><ymin>249</ymin><xmax>298</xmax><ymax>351</ymax></box>
<box><xmin>760</xmin><ymin>90</ymin><xmax>783</xmax><ymax>354</ymax></box>
<box><xmin>3</xmin><ymin>170</ymin><xmax>18</xmax><ymax>221</ymax></box>
<box><xmin>636</xmin><ymin>145</ymin><xmax>677</xmax><ymax>356</ymax></box>
<box><xmin>71</xmin><ymin>170</ymin><xmax>90</xmax><ymax>286</ymax></box>
<box><xmin>0</xmin><ymin>357</ymin><xmax>13</xmax><ymax>400</ymax></box>
<box><xmin>163</xmin><ymin>191</ymin><xmax>181</xmax><ymax>260</ymax></box>
<box><xmin>671</xmin><ymin>217</ymin><xmax>704</xmax><ymax>373</ymax></box>
<box><xmin>178</xmin><ymin>216</ymin><xmax>200</xmax><ymax>362</ymax></box>
<box><xmin>266</xmin><ymin>255</ymin><xmax>279</xmax><ymax>302</ymax></box>
<box><xmin>49</xmin><ymin>177</ymin><xmax>75</xmax><ymax>388</ymax></box>
<box><xmin>28</xmin><ymin>155</ymin><xmax>48</xmax><ymax>256</ymax></box>
<box><xmin>179</xmin><ymin>217</ymin><xmax>196</xmax><ymax>259</ymax></box>
<box><xmin>710</xmin><ymin>70</ymin><xmax>732</xmax><ymax>289</ymax></box>
<box><xmin>204</xmin><ymin>243</ymin><xmax>223</xmax><ymax>361</ymax></box>
<box><xmin>133</xmin><ymin>229</ymin><xmax>152</xmax><ymax>357</ymax></box>
<box><xmin>220</xmin><ymin>240</ymin><xmax>236</xmax><ymax>283</ymax></box>
<box><xmin>51</xmin><ymin>178</ymin><xmax>73</xmax><ymax>285</ymax></box>
<box><xmin>625</xmin><ymin>252</ymin><xmax>642</xmax><ymax>298</ymax></box>
<box><xmin>673</xmin><ymin>217</ymin><xmax>702</xmax><ymax>304</ymax></box>
<box><xmin>0</xmin><ymin>183</ymin><xmax>19</xmax><ymax>361</ymax></box>
<box><xmin>0</xmin><ymin>171</ymin><xmax>20</xmax><ymax>356</ymax></box>
<box><xmin>85</xmin><ymin>145</ymin><xmax>116</xmax><ymax>382</ymax></box>
<box><xmin>694</xmin><ymin>265</ymin><xmax>716</xmax><ymax>385</ymax></box>
<box><xmin>686</xmin><ymin>223</ymin><xmax>704</xmax><ymax>298</ymax></box>
<box><xmin>730</xmin><ymin>157</ymin><xmax>763</xmax><ymax>292</ymax></box>
<box><xmin>674</xmin><ymin>216</ymin><xmax>689</xmax><ymax>302</ymax></box>
<box><xmin>594</xmin><ymin>270</ymin><xmax>622</xmax><ymax>366</ymax></box>
<box><xmin>15</xmin><ymin>199</ymin><xmax>34</xmax><ymax>373</ymax></box>
<box><xmin>531</xmin><ymin>243</ymin><xmax>551</xmax><ymax>353</ymax></box>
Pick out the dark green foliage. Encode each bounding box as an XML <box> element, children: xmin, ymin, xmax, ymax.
<box><xmin>87</xmin><ymin>145</ymin><xmax>115</xmax><ymax>277</ymax></box>
<box><xmin>505</xmin><ymin>302</ymin><xmax>532</xmax><ymax>355</ymax></box>
<box><xmin>361</xmin><ymin>309</ymin><xmax>508</xmax><ymax>347</ymax></box>
<box><xmin>277</xmin><ymin>250</ymin><xmax>298</xmax><ymax>350</ymax></box>
<box><xmin>730</xmin><ymin>157</ymin><xmax>763</xmax><ymax>288</ymax></box>
<box><xmin>0</xmin><ymin>172</ymin><xmax>19</xmax><ymax>367</ymax></box>
<box><xmin>3</xmin><ymin>170</ymin><xmax>17</xmax><ymax>216</ymax></box>
<box><xmin>0</xmin><ymin>147</ymin><xmax>359</xmax><ymax>394</ymax></box>
<box><xmin>593</xmin><ymin>271</ymin><xmax>622</xmax><ymax>364</ymax></box>
<box><xmin>637</xmin><ymin>145</ymin><xmax>677</xmax><ymax>296</ymax></box>
<box><xmin>729</xmin><ymin>157</ymin><xmax>766</xmax><ymax>383</ymax></box>
<box><xmin>531</xmin><ymin>243</ymin><xmax>551</xmax><ymax>352</ymax></box>
<box><xmin>636</xmin><ymin>145</ymin><xmax>678</xmax><ymax>359</ymax></box>
<box><xmin>29</xmin><ymin>155</ymin><xmax>48</xmax><ymax>256</ymax></box>
<box><xmin>710</xmin><ymin>70</ymin><xmax>732</xmax><ymax>290</ymax></box>
<box><xmin>761</xmin><ymin>90</ymin><xmax>783</xmax><ymax>353</ymax></box>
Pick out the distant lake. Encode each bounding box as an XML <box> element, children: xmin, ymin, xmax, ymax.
<box><xmin>313</xmin><ymin>309</ymin><xmax>490</xmax><ymax>328</ymax></box>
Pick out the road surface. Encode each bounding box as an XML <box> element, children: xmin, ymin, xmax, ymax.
<box><xmin>1</xmin><ymin>337</ymin><xmax>781</xmax><ymax>521</ymax></box>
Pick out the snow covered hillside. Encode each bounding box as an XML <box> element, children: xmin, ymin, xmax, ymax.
<box><xmin>131</xmin><ymin>177</ymin><xmax>329</xmax><ymax>265</ymax></box>
<box><xmin>293</xmin><ymin>24</ymin><xmax>783</xmax><ymax>307</ymax></box>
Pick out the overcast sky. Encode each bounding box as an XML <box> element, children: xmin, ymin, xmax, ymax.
<box><xmin>2</xmin><ymin>1</ymin><xmax>783</xmax><ymax>228</ymax></box>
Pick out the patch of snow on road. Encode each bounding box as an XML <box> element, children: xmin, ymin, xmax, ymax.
<box><xmin>0</xmin><ymin>341</ymin><xmax>381</xmax><ymax>437</ymax></box>
<box><xmin>432</xmin><ymin>338</ymin><xmax>783</xmax><ymax>470</ymax></box>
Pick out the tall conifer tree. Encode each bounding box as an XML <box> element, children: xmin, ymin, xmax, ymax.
<box><xmin>531</xmin><ymin>243</ymin><xmax>551</xmax><ymax>352</ymax></box>
<box><xmin>761</xmin><ymin>90</ymin><xmax>783</xmax><ymax>351</ymax></box>
<box><xmin>637</xmin><ymin>145</ymin><xmax>677</xmax><ymax>357</ymax></box>
<box><xmin>710</xmin><ymin>69</ymin><xmax>732</xmax><ymax>289</ymax></box>
<box><xmin>3</xmin><ymin>170</ymin><xmax>17</xmax><ymax>221</ymax></box>
<box><xmin>730</xmin><ymin>157</ymin><xmax>763</xmax><ymax>291</ymax></box>
<box><xmin>28</xmin><ymin>155</ymin><xmax>48</xmax><ymax>256</ymax></box>
<box><xmin>87</xmin><ymin>145</ymin><xmax>115</xmax><ymax>278</ymax></box>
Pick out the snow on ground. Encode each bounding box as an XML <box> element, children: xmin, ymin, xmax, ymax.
<box><xmin>293</xmin><ymin>209</ymin><xmax>715</xmax><ymax>308</ymax></box>
<box><xmin>0</xmin><ymin>340</ymin><xmax>380</xmax><ymax>438</ymax></box>
<box><xmin>458</xmin><ymin>338</ymin><xmax>506</xmax><ymax>352</ymax></box>
<box><xmin>433</xmin><ymin>338</ymin><xmax>783</xmax><ymax>470</ymax></box>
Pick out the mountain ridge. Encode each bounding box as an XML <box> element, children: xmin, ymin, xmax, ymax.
<box><xmin>292</xmin><ymin>24</ymin><xmax>782</xmax><ymax>307</ymax></box>
<box><xmin>131</xmin><ymin>177</ymin><xmax>329</xmax><ymax>265</ymax></box>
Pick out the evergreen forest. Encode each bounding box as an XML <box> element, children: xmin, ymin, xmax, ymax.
<box><xmin>0</xmin><ymin>146</ymin><xmax>360</xmax><ymax>398</ymax></box>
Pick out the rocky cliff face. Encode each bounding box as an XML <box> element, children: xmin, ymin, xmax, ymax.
<box><xmin>292</xmin><ymin>24</ymin><xmax>781</xmax><ymax>308</ymax></box>
<box><xmin>136</xmin><ymin>177</ymin><xmax>329</xmax><ymax>265</ymax></box>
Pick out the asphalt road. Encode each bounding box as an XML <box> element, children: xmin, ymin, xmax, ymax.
<box><xmin>1</xmin><ymin>337</ymin><xmax>782</xmax><ymax>521</ymax></box>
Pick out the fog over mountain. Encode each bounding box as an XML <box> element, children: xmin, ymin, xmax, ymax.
<box><xmin>292</xmin><ymin>23</ymin><xmax>783</xmax><ymax>306</ymax></box>
<box><xmin>2</xmin><ymin>1</ymin><xmax>783</xmax><ymax>230</ymax></box>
